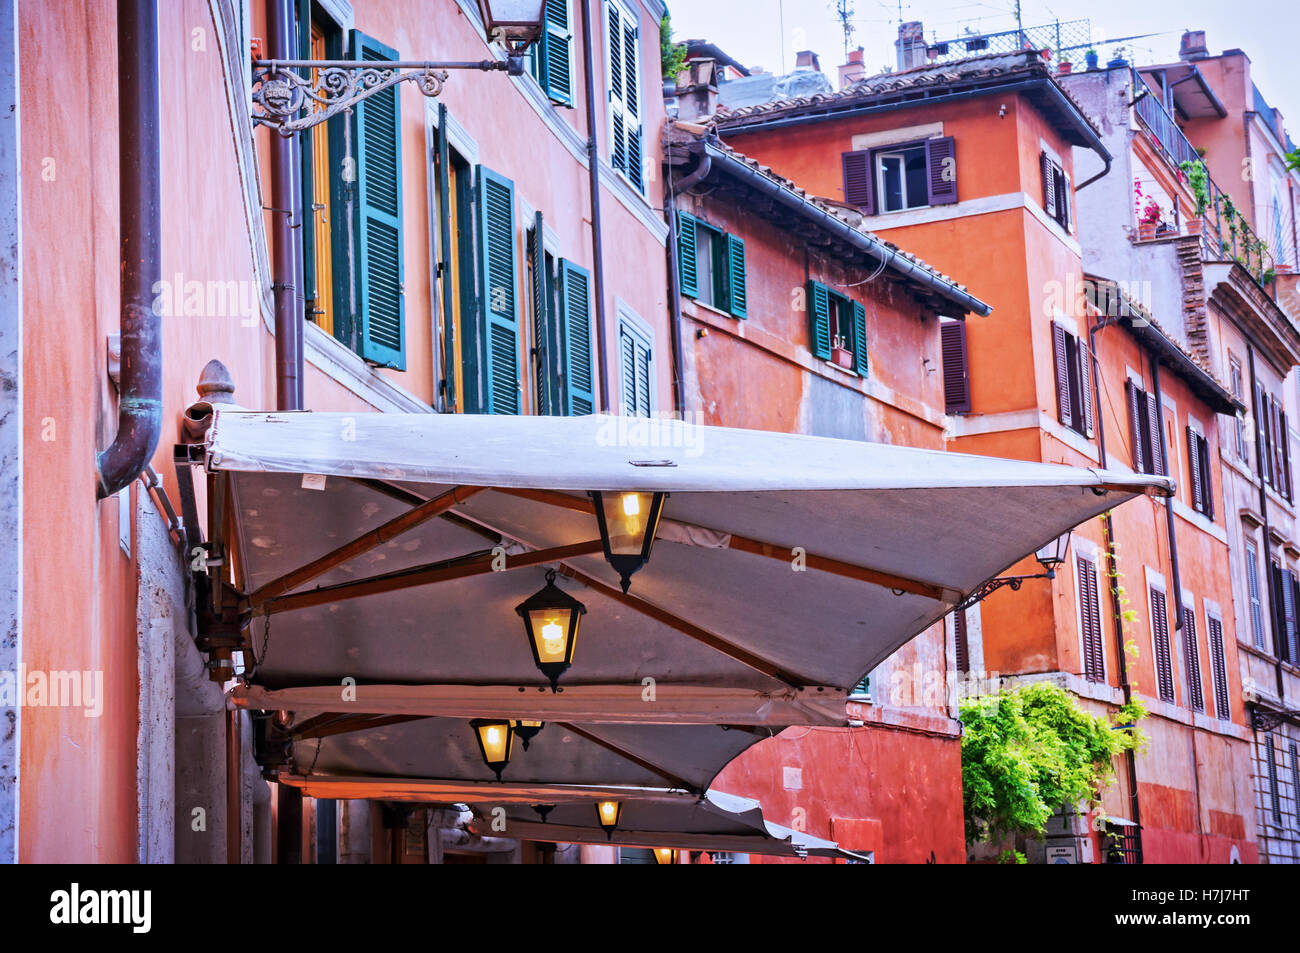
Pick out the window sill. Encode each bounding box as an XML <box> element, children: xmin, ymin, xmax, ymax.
<box><xmin>689</xmin><ymin>298</ymin><xmax>740</xmax><ymax>321</ymax></box>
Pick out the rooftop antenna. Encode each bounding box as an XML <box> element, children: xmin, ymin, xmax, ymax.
<box><xmin>835</xmin><ymin>0</ymin><xmax>855</xmax><ymax>60</ymax></box>
<box><xmin>779</xmin><ymin>0</ymin><xmax>786</xmax><ymax>74</ymax></box>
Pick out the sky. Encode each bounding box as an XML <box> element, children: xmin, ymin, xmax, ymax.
<box><xmin>666</xmin><ymin>0</ymin><xmax>1300</xmax><ymax>137</ymax></box>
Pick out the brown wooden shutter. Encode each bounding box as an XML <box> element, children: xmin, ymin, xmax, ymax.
<box><xmin>953</xmin><ymin>609</ymin><xmax>970</xmax><ymax>674</ymax></box>
<box><xmin>842</xmin><ymin>150</ymin><xmax>873</xmax><ymax>212</ymax></box>
<box><xmin>1246</xmin><ymin>543</ymin><xmax>1265</xmax><ymax>648</ymax></box>
<box><xmin>1183</xmin><ymin>608</ymin><xmax>1204</xmax><ymax>713</ymax></box>
<box><xmin>1256</xmin><ymin>381</ymin><xmax>1273</xmax><ymax>485</ymax></box>
<box><xmin>1077</xmin><ymin>339</ymin><xmax>1094</xmax><ymax>437</ymax></box>
<box><xmin>1146</xmin><ymin>390</ymin><xmax>1166</xmax><ymax>476</ymax></box>
<box><xmin>1272</xmin><ymin>560</ymin><xmax>1287</xmax><ymax>658</ymax></box>
<box><xmin>1198</xmin><ymin>433</ymin><xmax>1215</xmax><ymax>519</ymax></box>
<box><xmin>1078</xmin><ymin>556</ymin><xmax>1104</xmax><ymax>682</ymax></box>
<box><xmin>1270</xmin><ymin>398</ymin><xmax>1285</xmax><ymax>493</ymax></box>
<box><xmin>1281</xmin><ymin>408</ymin><xmax>1293</xmax><ymax>500</ymax></box>
<box><xmin>1208</xmin><ymin>615</ymin><xmax>1230</xmax><ymax>720</ymax></box>
<box><xmin>1151</xmin><ymin>587</ymin><xmax>1175</xmax><ymax>703</ymax></box>
<box><xmin>1040</xmin><ymin>152</ymin><xmax>1057</xmax><ymax>219</ymax></box>
<box><xmin>1187</xmin><ymin>426</ymin><xmax>1205</xmax><ymax>513</ymax></box>
<box><xmin>940</xmin><ymin>321</ymin><xmax>970</xmax><ymax>414</ymax></box>
<box><xmin>1289</xmin><ymin>571</ymin><xmax>1300</xmax><ymax>664</ymax></box>
<box><xmin>925</xmin><ymin>136</ymin><xmax>957</xmax><ymax>205</ymax></box>
<box><xmin>1126</xmin><ymin>380</ymin><xmax>1147</xmax><ymax>473</ymax></box>
<box><xmin>1053</xmin><ymin>322</ymin><xmax>1072</xmax><ymax>426</ymax></box>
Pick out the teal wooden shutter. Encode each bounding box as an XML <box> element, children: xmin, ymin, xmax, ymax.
<box><xmin>350</xmin><ymin>31</ymin><xmax>405</xmax><ymax>369</ymax></box>
<box><xmin>528</xmin><ymin>215</ymin><xmax>559</xmax><ymax>415</ymax></box>
<box><xmin>619</xmin><ymin>322</ymin><xmax>652</xmax><ymax>417</ymax></box>
<box><xmin>536</xmin><ymin>0</ymin><xmax>573</xmax><ymax>105</ymax></box>
<box><xmin>851</xmin><ymin>300</ymin><xmax>868</xmax><ymax>374</ymax></box>
<box><xmin>808</xmin><ymin>280</ymin><xmax>831</xmax><ymax>360</ymax></box>
<box><xmin>677</xmin><ymin>211</ymin><xmax>697</xmax><ymax>298</ymax></box>
<box><xmin>725</xmin><ymin>234</ymin><xmax>747</xmax><ymax>318</ymax></box>
<box><xmin>435</xmin><ymin>104</ymin><xmax>457</xmax><ymax>409</ymax></box>
<box><xmin>476</xmin><ymin>166</ymin><xmax>520</xmax><ymax>414</ymax></box>
<box><xmin>558</xmin><ymin>259</ymin><xmax>595</xmax><ymax>415</ymax></box>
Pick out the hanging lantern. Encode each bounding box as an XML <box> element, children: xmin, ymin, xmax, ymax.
<box><xmin>470</xmin><ymin>719</ymin><xmax>515</xmax><ymax>781</ymax></box>
<box><xmin>590</xmin><ymin>491</ymin><xmax>667</xmax><ymax>593</ymax></box>
<box><xmin>531</xmin><ymin>804</ymin><xmax>555</xmax><ymax>824</ymax></box>
<box><xmin>511</xmin><ymin>719</ymin><xmax>545</xmax><ymax>751</ymax></box>
<box><xmin>653</xmin><ymin>847</ymin><xmax>676</xmax><ymax>865</ymax></box>
<box><xmin>595</xmin><ymin>800</ymin><xmax>622</xmax><ymax>839</ymax></box>
<box><xmin>515</xmin><ymin>570</ymin><xmax>585</xmax><ymax>692</ymax></box>
<box><xmin>1034</xmin><ymin>530</ymin><xmax>1072</xmax><ymax>578</ymax></box>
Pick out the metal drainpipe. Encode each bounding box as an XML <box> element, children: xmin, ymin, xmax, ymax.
<box><xmin>269</xmin><ymin>0</ymin><xmax>304</xmax><ymax>411</ymax></box>
<box><xmin>1247</xmin><ymin>344</ymin><xmax>1286</xmax><ymax>702</ymax></box>
<box><xmin>1148</xmin><ymin>358</ymin><xmax>1185</xmax><ymax>632</ymax></box>
<box><xmin>664</xmin><ymin>154</ymin><xmax>711</xmax><ymax>416</ymax></box>
<box><xmin>1088</xmin><ymin>316</ymin><xmax>1144</xmax><ymax>848</ymax></box>
<box><xmin>579</xmin><ymin>0</ymin><xmax>611</xmax><ymax>412</ymax></box>
<box><xmin>96</xmin><ymin>0</ymin><xmax>162</xmax><ymax>500</ymax></box>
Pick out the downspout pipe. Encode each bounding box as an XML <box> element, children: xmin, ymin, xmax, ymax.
<box><xmin>96</xmin><ymin>0</ymin><xmax>162</xmax><ymax>500</ymax></box>
<box><xmin>1148</xmin><ymin>358</ymin><xmax>1185</xmax><ymax>631</ymax></box>
<box><xmin>663</xmin><ymin>154</ymin><xmax>710</xmax><ymax>416</ymax></box>
<box><xmin>691</xmin><ymin>140</ymin><xmax>992</xmax><ymax>318</ymax></box>
<box><xmin>269</xmin><ymin>0</ymin><xmax>303</xmax><ymax>411</ymax></box>
<box><xmin>579</xmin><ymin>0</ymin><xmax>611</xmax><ymax>412</ymax></box>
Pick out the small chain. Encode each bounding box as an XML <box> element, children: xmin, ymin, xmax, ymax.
<box><xmin>249</xmin><ymin>606</ymin><xmax>273</xmax><ymax>679</ymax></box>
<box><xmin>307</xmin><ymin>736</ymin><xmax>324</xmax><ymax>776</ymax></box>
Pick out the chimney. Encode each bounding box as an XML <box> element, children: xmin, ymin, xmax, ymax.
<box><xmin>838</xmin><ymin>46</ymin><xmax>866</xmax><ymax>89</ymax></box>
<box><xmin>794</xmin><ymin>49</ymin><xmax>821</xmax><ymax>72</ymax></box>
<box><xmin>675</xmin><ymin>56</ymin><xmax>719</xmax><ymax>121</ymax></box>
<box><xmin>1179</xmin><ymin>30</ymin><xmax>1208</xmax><ymax>61</ymax></box>
<box><xmin>896</xmin><ymin>21</ymin><xmax>927</xmax><ymax>71</ymax></box>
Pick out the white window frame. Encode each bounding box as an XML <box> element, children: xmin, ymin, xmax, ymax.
<box><xmin>604</xmin><ymin>0</ymin><xmax>644</xmax><ymax>195</ymax></box>
<box><xmin>873</xmin><ymin>144</ymin><xmax>929</xmax><ymax>214</ymax></box>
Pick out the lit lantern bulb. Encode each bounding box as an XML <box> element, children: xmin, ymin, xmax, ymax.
<box><xmin>621</xmin><ymin>493</ymin><xmax>641</xmax><ymax>517</ymax></box>
<box><xmin>599</xmin><ymin>801</ymin><xmax>618</xmax><ymax>823</ymax></box>
<box><xmin>486</xmin><ymin>726</ymin><xmax>501</xmax><ymax>745</ymax></box>
<box><xmin>540</xmin><ymin>619</ymin><xmax>565</xmax><ymax>659</ymax></box>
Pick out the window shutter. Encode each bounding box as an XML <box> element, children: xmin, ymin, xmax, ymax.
<box><xmin>606</xmin><ymin>2</ymin><xmax>642</xmax><ymax>191</ymax></box>
<box><xmin>1077</xmin><ymin>339</ymin><xmax>1094</xmax><ymax>437</ymax></box>
<box><xmin>1246</xmin><ymin>542</ymin><xmax>1265</xmax><ymax>649</ymax></box>
<box><xmin>1268</xmin><ymin>735</ymin><xmax>1281</xmax><ymax>823</ymax></box>
<box><xmin>1125</xmin><ymin>380</ymin><xmax>1146</xmax><ymax>473</ymax></box>
<box><xmin>1151</xmin><ymin>587</ymin><xmax>1175</xmax><ymax>703</ymax></box>
<box><xmin>842</xmin><ymin>150</ymin><xmax>873</xmax><ymax>211</ymax></box>
<box><xmin>1052</xmin><ymin>322</ymin><xmax>1072</xmax><ymax>426</ymax></box>
<box><xmin>953</xmin><ymin>610</ymin><xmax>970</xmax><ymax>674</ymax></box>
<box><xmin>621</xmin><ymin>17</ymin><xmax>643</xmax><ymax>192</ymax></box>
<box><xmin>1198</xmin><ymin>433</ymin><xmax>1215</xmax><ymax>519</ymax></box>
<box><xmin>1187</xmin><ymin>426</ymin><xmax>1205</xmax><ymax>513</ymax></box>
<box><xmin>350</xmin><ymin>31</ymin><xmax>406</xmax><ymax>369</ymax></box>
<box><xmin>1281</xmin><ymin>409</ymin><xmax>1293</xmax><ymax>500</ymax></box>
<box><xmin>725</xmin><ymin>234</ymin><xmax>747</xmax><ymax>318</ymax></box>
<box><xmin>1208</xmin><ymin>615</ymin><xmax>1230</xmax><ymax>720</ymax></box>
<box><xmin>558</xmin><ymin>259</ymin><xmax>595</xmax><ymax>416</ymax></box>
<box><xmin>476</xmin><ymin>165</ymin><xmax>520</xmax><ymax>415</ymax></box>
<box><xmin>1078</xmin><ymin>556</ymin><xmax>1105</xmax><ymax>682</ymax></box>
<box><xmin>808</xmin><ymin>281</ymin><xmax>832</xmax><ymax>360</ymax></box>
<box><xmin>537</xmin><ymin>0</ymin><xmax>573</xmax><ymax>105</ymax></box>
<box><xmin>435</xmin><ymin>104</ymin><xmax>457</xmax><ymax>409</ymax></box>
<box><xmin>851</xmin><ymin>300</ymin><xmax>868</xmax><ymax>375</ymax></box>
<box><xmin>618</xmin><ymin>322</ymin><xmax>651</xmax><ymax>417</ymax></box>
<box><xmin>1282</xmin><ymin>568</ymin><xmax>1298</xmax><ymax>664</ymax></box>
<box><xmin>1146</xmin><ymin>392</ymin><xmax>1166</xmax><ymax>476</ymax></box>
<box><xmin>1256</xmin><ymin>381</ymin><xmax>1273</xmax><ymax>485</ymax></box>
<box><xmin>1060</xmin><ymin>171</ymin><xmax>1072</xmax><ymax>230</ymax></box>
<box><xmin>1290</xmin><ymin>572</ymin><xmax>1300</xmax><ymax>664</ymax></box>
<box><xmin>1041</xmin><ymin>152</ymin><xmax>1057</xmax><ymax>219</ymax></box>
<box><xmin>1272</xmin><ymin>561</ymin><xmax>1287</xmax><ymax>658</ymax></box>
<box><xmin>925</xmin><ymin>136</ymin><xmax>957</xmax><ymax>205</ymax></box>
<box><xmin>635</xmin><ymin>335</ymin><xmax>651</xmax><ymax>417</ymax></box>
<box><xmin>1183</xmin><ymin>608</ymin><xmax>1204</xmax><ymax>713</ymax></box>
<box><xmin>940</xmin><ymin>321</ymin><xmax>971</xmax><ymax>414</ymax></box>
<box><xmin>527</xmin><ymin>219</ymin><xmax>551</xmax><ymax>414</ymax></box>
<box><xmin>676</xmin><ymin>211</ymin><xmax>698</xmax><ymax>298</ymax></box>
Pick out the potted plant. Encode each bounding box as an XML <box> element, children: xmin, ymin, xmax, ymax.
<box><xmin>831</xmin><ymin>334</ymin><xmax>854</xmax><ymax>369</ymax></box>
<box><xmin>1084</xmin><ymin>48</ymin><xmax>1099</xmax><ymax>70</ymax></box>
<box><xmin>1107</xmin><ymin>46</ymin><xmax>1128</xmax><ymax>68</ymax></box>
<box><xmin>1138</xmin><ymin>196</ymin><xmax>1162</xmax><ymax>239</ymax></box>
<box><xmin>1058</xmin><ymin>60</ymin><xmax>1073</xmax><ymax>75</ymax></box>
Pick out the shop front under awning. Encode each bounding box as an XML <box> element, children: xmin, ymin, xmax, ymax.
<box><xmin>206</xmin><ymin>410</ymin><xmax>1171</xmax><ymax>738</ymax></box>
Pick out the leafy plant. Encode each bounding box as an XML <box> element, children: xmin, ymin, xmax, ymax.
<box><xmin>1179</xmin><ymin>159</ymin><xmax>1210</xmax><ymax>216</ymax></box>
<box><xmin>659</xmin><ymin>13</ymin><xmax>686</xmax><ymax>80</ymax></box>
<box><xmin>1286</xmin><ymin>147</ymin><xmax>1300</xmax><ymax>173</ymax></box>
<box><xmin>959</xmin><ymin>681</ymin><xmax>1145</xmax><ymax>846</ymax></box>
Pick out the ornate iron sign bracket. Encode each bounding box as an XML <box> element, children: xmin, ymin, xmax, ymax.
<box><xmin>1249</xmin><ymin>703</ymin><xmax>1300</xmax><ymax>733</ymax></box>
<box><xmin>956</xmin><ymin>572</ymin><xmax>1053</xmax><ymax>613</ymax></box>
<box><xmin>251</xmin><ymin>57</ymin><xmax>522</xmax><ymax>135</ymax></box>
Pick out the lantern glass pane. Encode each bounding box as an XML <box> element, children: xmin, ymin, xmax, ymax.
<box><xmin>597</xmin><ymin>800</ymin><xmax>621</xmax><ymax>825</ymax></box>
<box><xmin>477</xmin><ymin>722</ymin><xmax>512</xmax><ymax>763</ymax></box>
<box><xmin>527</xmin><ymin>608</ymin><xmax>573</xmax><ymax>664</ymax></box>
<box><xmin>654</xmin><ymin>848</ymin><xmax>674</xmax><ymax>865</ymax></box>
<box><xmin>601</xmin><ymin>492</ymin><xmax>653</xmax><ymax>555</ymax></box>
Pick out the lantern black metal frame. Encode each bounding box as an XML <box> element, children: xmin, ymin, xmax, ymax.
<box><xmin>515</xmin><ymin>570</ymin><xmax>586</xmax><ymax>692</ymax></box>
<box><xmin>511</xmin><ymin>719</ymin><xmax>546</xmax><ymax>751</ymax></box>
<box><xmin>956</xmin><ymin>532</ymin><xmax>1072</xmax><ymax>612</ymax></box>
<box><xmin>595</xmin><ymin>800</ymin><xmax>623</xmax><ymax>840</ymax></box>
<box><xmin>469</xmin><ymin>718</ymin><xmax>515</xmax><ymax>782</ymax></box>
<box><xmin>589</xmin><ymin>491</ymin><xmax>668</xmax><ymax>593</ymax></box>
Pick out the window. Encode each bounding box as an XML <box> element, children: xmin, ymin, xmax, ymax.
<box><xmin>1077</xmin><ymin>554</ymin><xmax>1105</xmax><ymax>683</ymax></box>
<box><xmin>528</xmin><ymin>0</ymin><xmax>574</xmax><ymax>106</ymax></box>
<box><xmin>850</xmin><ymin>674</ymin><xmax>870</xmax><ymax>698</ymax></box>
<box><xmin>556</xmin><ymin>259</ymin><xmax>596</xmax><ymax>415</ymax></box>
<box><xmin>525</xmin><ymin>217</ymin><xmax>595</xmax><ymax>417</ymax></box>
<box><xmin>841</xmin><ymin>137</ymin><xmax>956</xmax><ymax>213</ymax></box>
<box><xmin>1052</xmin><ymin>322</ymin><xmax>1093</xmax><ymax>437</ymax></box>
<box><xmin>953</xmin><ymin>609</ymin><xmax>970</xmax><ymax>674</ymax></box>
<box><xmin>618</xmin><ymin>313</ymin><xmax>653</xmax><ymax>417</ymax></box>
<box><xmin>808</xmin><ymin>281</ymin><xmax>867</xmax><ymax>374</ymax></box>
<box><xmin>464</xmin><ymin>166</ymin><xmax>521</xmax><ymax>414</ymax></box>
<box><xmin>1268</xmin><ymin>734</ymin><xmax>1282</xmax><ymax>825</ymax></box>
<box><xmin>1125</xmin><ymin>379</ymin><xmax>1165</xmax><ymax>475</ymax></box>
<box><xmin>1245</xmin><ymin>540</ymin><xmax>1266</xmax><ymax>649</ymax></box>
<box><xmin>1186</xmin><ymin>424</ymin><xmax>1215</xmax><ymax>517</ymax></box>
<box><xmin>1254</xmin><ymin>382</ymin><xmax>1293</xmax><ymax>500</ymax></box>
<box><xmin>606</xmin><ymin>0</ymin><xmax>643</xmax><ymax>193</ymax></box>
<box><xmin>1183</xmin><ymin>603</ymin><xmax>1205</xmax><ymax>713</ymax></box>
<box><xmin>300</xmin><ymin>5</ymin><xmax>344</xmax><ymax>337</ymax></box>
<box><xmin>1208</xmin><ymin>614</ymin><xmax>1230</xmax><ymax>720</ymax></box>
<box><xmin>940</xmin><ymin>320</ymin><xmax>970</xmax><ymax>414</ymax></box>
<box><xmin>676</xmin><ymin>212</ymin><xmax>746</xmax><ymax>318</ymax></box>
<box><xmin>1271</xmin><ymin>561</ymin><xmax>1299</xmax><ymax>664</ymax></box>
<box><xmin>1149</xmin><ymin>584</ymin><xmax>1176</xmax><ymax>703</ymax></box>
<box><xmin>1229</xmin><ymin>356</ymin><xmax>1248</xmax><ymax>462</ymax></box>
<box><xmin>1040</xmin><ymin>151</ymin><xmax>1071</xmax><ymax>230</ymax></box>
<box><xmin>526</xmin><ymin>217</ymin><xmax>559</xmax><ymax>414</ymax></box>
<box><xmin>432</xmin><ymin>106</ymin><xmax>478</xmax><ymax>412</ymax></box>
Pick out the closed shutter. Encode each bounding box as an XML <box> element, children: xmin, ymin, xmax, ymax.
<box><xmin>1281</xmin><ymin>409</ymin><xmax>1294</xmax><ymax>500</ymax></box>
<box><xmin>851</xmin><ymin>300</ymin><xmax>868</xmax><ymax>375</ymax></box>
<box><xmin>940</xmin><ymin>322</ymin><xmax>970</xmax><ymax>414</ymax></box>
<box><xmin>1198</xmin><ymin>433</ymin><xmax>1215</xmax><ymax>519</ymax></box>
<box><xmin>1270</xmin><ymin>399</ymin><xmax>1284</xmax><ymax>493</ymax></box>
<box><xmin>953</xmin><ymin>609</ymin><xmax>970</xmax><ymax>674</ymax></box>
<box><xmin>1146</xmin><ymin>392</ymin><xmax>1166</xmax><ymax>476</ymax></box>
<box><xmin>1059</xmin><ymin>171</ymin><xmax>1072</xmax><ymax>230</ymax></box>
<box><xmin>476</xmin><ymin>166</ymin><xmax>520</xmax><ymax>415</ymax></box>
<box><xmin>842</xmin><ymin>150</ymin><xmax>873</xmax><ymax>211</ymax></box>
<box><xmin>558</xmin><ymin>259</ymin><xmax>595</xmax><ymax>416</ymax></box>
<box><xmin>1256</xmin><ymin>381</ymin><xmax>1273</xmax><ymax>485</ymax></box>
<box><xmin>925</xmin><ymin>136</ymin><xmax>957</xmax><ymax>205</ymax></box>
<box><xmin>1077</xmin><ymin>339</ymin><xmax>1094</xmax><ymax>437</ymax></box>
<box><xmin>1052</xmin><ymin>322</ymin><xmax>1072</xmax><ymax>426</ymax></box>
<box><xmin>1283</xmin><ymin>569</ymin><xmax>1299</xmax><ymax>664</ymax></box>
<box><xmin>1208</xmin><ymin>615</ymin><xmax>1230</xmax><ymax>720</ymax></box>
<box><xmin>1272</xmin><ymin>561</ymin><xmax>1287</xmax><ymax>659</ymax></box>
<box><xmin>350</xmin><ymin>31</ymin><xmax>406</xmax><ymax>369</ymax></box>
<box><xmin>527</xmin><ymin>218</ymin><xmax>555</xmax><ymax>414</ymax></box>
<box><xmin>1126</xmin><ymin>381</ymin><xmax>1147</xmax><ymax>473</ymax></box>
<box><xmin>618</xmin><ymin>322</ymin><xmax>652</xmax><ymax>417</ymax></box>
<box><xmin>536</xmin><ymin>0</ymin><xmax>574</xmax><ymax>105</ymax></box>
<box><xmin>1151</xmin><ymin>587</ymin><xmax>1175</xmax><ymax>703</ymax></box>
<box><xmin>1268</xmin><ymin>735</ymin><xmax>1281</xmax><ymax>823</ymax></box>
<box><xmin>725</xmin><ymin>234</ymin><xmax>747</xmax><ymax>318</ymax></box>
<box><xmin>607</xmin><ymin>2</ymin><xmax>642</xmax><ymax>191</ymax></box>
<box><xmin>435</xmin><ymin>103</ymin><xmax>457</xmax><ymax>409</ymax></box>
<box><xmin>1183</xmin><ymin>608</ymin><xmax>1204</xmax><ymax>713</ymax></box>
<box><xmin>1187</xmin><ymin>426</ymin><xmax>1205</xmax><ymax>513</ymax></box>
<box><xmin>1041</xmin><ymin>152</ymin><xmax>1057</xmax><ymax>219</ymax></box>
<box><xmin>808</xmin><ymin>280</ymin><xmax>832</xmax><ymax>360</ymax></box>
<box><xmin>1291</xmin><ymin>572</ymin><xmax>1300</xmax><ymax>663</ymax></box>
<box><xmin>1246</xmin><ymin>542</ymin><xmax>1265</xmax><ymax>649</ymax></box>
<box><xmin>1078</xmin><ymin>555</ymin><xmax>1105</xmax><ymax>682</ymax></box>
<box><xmin>676</xmin><ymin>211</ymin><xmax>697</xmax><ymax>298</ymax></box>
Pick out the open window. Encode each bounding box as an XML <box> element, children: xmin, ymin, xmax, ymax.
<box><xmin>841</xmin><ymin>137</ymin><xmax>956</xmax><ymax>214</ymax></box>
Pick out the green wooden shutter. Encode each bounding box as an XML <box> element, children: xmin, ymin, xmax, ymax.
<box><xmin>350</xmin><ymin>31</ymin><xmax>406</xmax><ymax>369</ymax></box>
<box><xmin>851</xmin><ymin>299</ymin><xmax>868</xmax><ymax>374</ymax></box>
<box><xmin>677</xmin><ymin>211</ymin><xmax>698</xmax><ymax>298</ymax></box>
<box><xmin>808</xmin><ymin>280</ymin><xmax>832</xmax><ymax>360</ymax></box>
<box><xmin>536</xmin><ymin>0</ymin><xmax>573</xmax><ymax>105</ymax></box>
<box><xmin>558</xmin><ymin>259</ymin><xmax>595</xmax><ymax>416</ymax></box>
<box><xmin>528</xmin><ymin>215</ymin><xmax>560</xmax><ymax>415</ymax></box>
<box><xmin>725</xmin><ymin>234</ymin><xmax>747</xmax><ymax>318</ymax></box>
<box><xmin>476</xmin><ymin>165</ymin><xmax>520</xmax><ymax>415</ymax></box>
<box><xmin>618</xmin><ymin>322</ymin><xmax>652</xmax><ymax>417</ymax></box>
<box><xmin>435</xmin><ymin>104</ymin><xmax>457</xmax><ymax>409</ymax></box>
